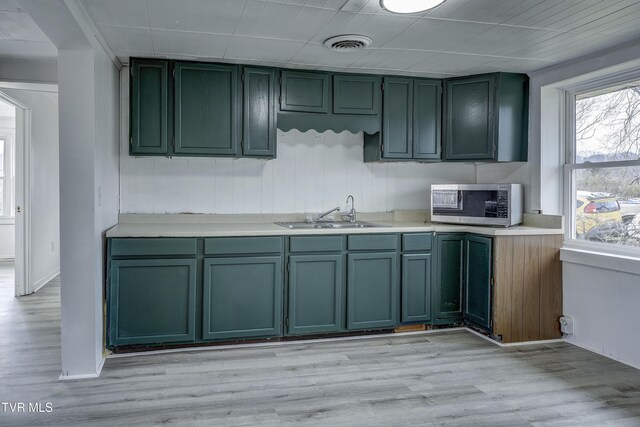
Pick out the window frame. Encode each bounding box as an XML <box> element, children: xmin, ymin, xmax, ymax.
<box><xmin>563</xmin><ymin>77</ymin><xmax>640</xmax><ymax>257</ymax></box>
<box><xmin>0</xmin><ymin>134</ymin><xmax>15</xmax><ymax>220</ymax></box>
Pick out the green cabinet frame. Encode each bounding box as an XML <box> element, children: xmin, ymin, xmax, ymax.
<box><xmin>444</xmin><ymin>72</ymin><xmax>528</xmax><ymax>162</ymax></box>
<box><xmin>288</xmin><ymin>254</ymin><xmax>343</xmax><ymax>335</ymax></box>
<box><xmin>280</xmin><ymin>70</ymin><xmax>330</xmax><ymax>113</ymax></box>
<box><xmin>464</xmin><ymin>235</ymin><xmax>492</xmax><ymax>330</ymax></box>
<box><xmin>108</xmin><ymin>258</ymin><xmax>197</xmax><ymax>346</ymax></box>
<box><xmin>130</xmin><ymin>58</ymin><xmax>169</xmax><ymax>155</ymax></box>
<box><xmin>174</xmin><ymin>62</ymin><xmax>240</xmax><ymax>156</ymax></box>
<box><xmin>333</xmin><ymin>74</ymin><xmax>380</xmax><ymax>115</ymax></box>
<box><xmin>243</xmin><ymin>67</ymin><xmax>277</xmax><ymax>158</ymax></box>
<box><xmin>347</xmin><ymin>252</ymin><xmax>398</xmax><ymax>330</ymax></box>
<box><xmin>202</xmin><ymin>256</ymin><xmax>283</xmax><ymax>340</ymax></box>
<box><xmin>433</xmin><ymin>233</ymin><xmax>465</xmax><ymax>323</ymax></box>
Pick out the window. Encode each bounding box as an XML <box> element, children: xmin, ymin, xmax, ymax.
<box><xmin>566</xmin><ymin>80</ymin><xmax>640</xmax><ymax>252</ymax></box>
<box><xmin>0</xmin><ymin>136</ymin><xmax>15</xmax><ymax>218</ymax></box>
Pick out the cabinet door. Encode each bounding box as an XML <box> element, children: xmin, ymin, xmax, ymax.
<box><xmin>108</xmin><ymin>258</ymin><xmax>197</xmax><ymax>346</ymax></box>
<box><xmin>288</xmin><ymin>254</ymin><xmax>343</xmax><ymax>334</ymax></box>
<box><xmin>333</xmin><ymin>74</ymin><xmax>380</xmax><ymax>115</ymax></box>
<box><xmin>347</xmin><ymin>252</ymin><xmax>398</xmax><ymax>330</ymax></box>
<box><xmin>280</xmin><ymin>71</ymin><xmax>329</xmax><ymax>113</ymax></box>
<box><xmin>434</xmin><ymin>233</ymin><xmax>464</xmax><ymax>322</ymax></box>
<box><xmin>382</xmin><ymin>77</ymin><xmax>413</xmax><ymax>159</ymax></box>
<box><xmin>444</xmin><ymin>74</ymin><xmax>496</xmax><ymax>161</ymax></box>
<box><xmin>413</xmin><ymin>79</ymin><xmax>441</xmax><ymax>160</ymax></box>
<box><xmin>202</xmin><ymin>256</ymin><xmax>282</xmax><ymax>340</ymax></box>
<box><xmin>243</xmin><ymin>67</ymin><xmax>277</xmax><ymax>157</ymax></box>
<box><xmin>401</xmin><ymin>253</ymin><xmax>432</xmax><ymax>323</ymax></box>
<box><xmin>174</xmin><ymin>62</ymin><xmax>239</xmax><ymax>156</ymax></box>
<box><xmin>464</xmin><ymin>235</ymin><xmax>492</xmax><ymax>330</ymax></box>
<box><xmin>130</xmin><ymin>58</ymin><xmax>169</xmax><ymax>155</ymax></box>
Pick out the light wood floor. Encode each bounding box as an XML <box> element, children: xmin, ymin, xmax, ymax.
<box><xmin>1</xmin><ymin>263</ymin><xmax>640</xmax><ymax>426</ymax></box>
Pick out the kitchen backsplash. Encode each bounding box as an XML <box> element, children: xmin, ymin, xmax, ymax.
<box><xmin>120</xmin><ymin>129</ymin><xmax>485</xmax><ymax>214</ymax></box>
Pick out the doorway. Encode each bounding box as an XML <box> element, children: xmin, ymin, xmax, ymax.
<box><xmin>0</xmin><ymin>83</ymin><xmax>60</xmax><ymax>297</ymax></box>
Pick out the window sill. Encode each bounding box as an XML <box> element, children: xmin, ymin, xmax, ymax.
<box><xmin>560</xmin><ymin>246</ymin><xmax>640</xmax><ymax>276</ymax></box>
<box><xmin>0</xmin><ymin>217</ymin><xmax>15</xmax><ymax>225</ymax></box>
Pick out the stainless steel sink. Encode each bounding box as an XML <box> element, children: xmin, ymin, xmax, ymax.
<box><xmin>275</xmin><ymin>221</ymin><xmax>384</xmax><ymax>230</ymax></box>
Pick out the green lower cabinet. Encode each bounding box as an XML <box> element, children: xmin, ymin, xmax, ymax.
<box><xmin>202</xmin><ymin>256</ymin><xmax>282</xmax><ymax>340</ymax></box>
<box><xmin>464</xmin><ymin>235</ymin><xmax>493</xmax><ymax>330</ymax></box>
<box><xmin>287</xmin><ymin>254</ymin><xmax>343</xmax><ymax>335</ymax></box>
<box><xmin>108</xmin><ymin>258</ymin><xmax>197</xmax><ymax>346</ymax></box>
<box><xmin>434</xmin><ymin>233</ymin><xmax>464</xmax><ymax>323</ymax></box>
<box><xmin>401</xmin><ymin>253</ymin><xmax>432</xmax><ymax>323</ymax></box>
<box><xmin>347</xmin><ymin>252</ymin><xmax>398</xmax><ymax>330</ymax></box>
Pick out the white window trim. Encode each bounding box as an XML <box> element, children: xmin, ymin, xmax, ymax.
<box><xmin>0</xmin><ymin>134</ymin><xmax>15</xmax><ymax>219</ymax></box>
<box><xmin>562</xmin><ymin>72</ymin><xmax>640</xmax><ymax>259</ymax></box>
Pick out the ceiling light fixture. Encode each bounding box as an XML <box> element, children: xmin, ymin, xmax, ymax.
<box><xmin>379</xmin><ymin>0</ymin><xmax>446</xmax><ymax>14</ymax></box>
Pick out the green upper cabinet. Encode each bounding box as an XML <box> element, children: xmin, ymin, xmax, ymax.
<box><xmin>242</xmin><ymin>67</ymin><xmax>277</xmax><ymax>158</ymax></box>
<box><xmin>464</xmin><ymin>235</ymin><xmax>493</xmax><ymax>331</ymax></box>
<box><xmin>130</xmin><ymin>58</ymin><xmax>169</xmax><ymax>156</ymax></box>
<box><xmin>433</xmin><ymin>233</ymin><xmax>464</xmax><ymax>323</ymax></box>
<box><xmin>202</xmin><ymin>256</ymin><xmax>283</xmax><ymax>340</ymax></box>
<box><xmin>382</xmin><ymin>77</ymin><xmax>413</xmax><ymax>159</ymax></box>
<box><xmin>108</xmin><ymin>258</ymin><xmax>197</xmax><ymax>346</ymax></box>
<box><xmin>364</xmin><ymin>77</ymin><xmax>441</xmax><ymax>162</ymax></box>
<box><xmin>347</xmin><ymin>252</ymin><xmax>398</xmax><ymax>330</ymax></box>
<box><xmin>174</xmin><ymin>62</ymin><xmax>240</xmax><ymax>156</ymax></box>
<box><xmin>333</xmin><ymin>74</ymin><xmax>381</xmax><ymax>115</ymax></box>
<box><xmin>280</xmin><ymin>70</ymin><xmax>330</xmax><ymax>113</ymax></box>
<box><xmin>413</xmin><ymin>79</ymin><xmax>442</xmax><ymax>160</ymax></box>
<box><xmin>443</xmin><ymin>72</ymin><xmax>528</xmax><ymax>162</ymax></box>
<box><xmin>287</xmin><ymin>254</ymin><xmax>343</xmax><ymax>335</ymax></box>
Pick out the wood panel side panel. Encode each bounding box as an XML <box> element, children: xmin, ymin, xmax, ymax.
<box><xmin>493</xmin><ymin>236</ymin><xmax>513</xmax><ymax>342</ymax></box>
<box><xmin>522</xmin><ymin>235</ymin><xmax>542</xmax><ymax>341</ymax></box>
<box><xmin>539</xmin><ymin>235</ymin><xmax>563</xmax><ymax>339</ymax></box>
<box><xmin>510</xmin><ymin>236</ymin><xmax>526</xmax><ymax>343</ymax></box>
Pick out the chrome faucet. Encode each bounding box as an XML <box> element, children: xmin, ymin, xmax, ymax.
<box><xmin>317</xmin><ymin>206</ymin><xmax>341</xmax><ymax>221</ymax></box>
<box><xmin>345</xmin><ymin>195</ymin><xmax>356</xmax><ymax>223</ymax></box>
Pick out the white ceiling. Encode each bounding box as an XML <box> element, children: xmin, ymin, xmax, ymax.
<box><xmin>82</xmin><ymin>0</ymin><xmax>640</xmax><ymax>77</ymax></box>
<box><xmin>0</xmin><ymin>0</ymin><xmax>57</xmax><ymax>60</ymax></box>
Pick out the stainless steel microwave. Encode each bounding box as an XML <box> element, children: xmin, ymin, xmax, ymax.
<box><xmin>431</xmin><ymin>184</ymin><xmax>523</xmax><ymax>227</ymax></box>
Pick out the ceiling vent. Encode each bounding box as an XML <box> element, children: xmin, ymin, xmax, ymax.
<box><xmin>323</xmin><ymin>35</ymin><xmax>372</xmax><ymax>52</ymax></box>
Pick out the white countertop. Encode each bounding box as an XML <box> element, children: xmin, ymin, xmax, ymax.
<box><xmin>106</xmin><ymin>215</ymin><xmax>563</xmax><ymax>238</ymax></box>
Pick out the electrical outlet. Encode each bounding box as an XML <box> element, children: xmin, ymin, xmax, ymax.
<box><xmin>559</xmin><ymin>316</ymin><xmax>573</xmax><ymax>334</ymax></box>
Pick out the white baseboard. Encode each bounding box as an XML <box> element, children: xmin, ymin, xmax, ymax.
<box><xmin>464</xmin><ymin>327</ymin><xmax>565</xmax><ymax>347</ymax></box>
<box><xmin>31</xmin><ymin>267</ymin><xmax>60</xmax><ymax>293</ymax></box>
<box><xmin>59</xmin><ymin>356</ymin><xmax>105</xmax><ymax>381</ymax></box>
<box><xmin>564</xmin><ymin>340</ymin><xmax>640</xmax><ymax>370</ymax></box>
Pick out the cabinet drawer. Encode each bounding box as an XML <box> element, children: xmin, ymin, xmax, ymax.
<box><xmin>289</xmin><ymin>236</ymin><xmax>343</xmax><ymax>253</ymax></box>
<box><xmin>110</xmin><ymin>238</ymin><xmax>197</xmax><ymax>257</ymax></box>
<box><xmin>347</xmin><ymin>234</ymin><xmax>398</xmax><ymax>251</ymax></box>
<box><xmin>402</xmin><ymin>233</ymin><xmax>433</xmax><ymax>252</ymax></box>
<box><xmin>204</xmin><ymin>237</ymin><xmax>283</xmax><ymax>255</ymax></box>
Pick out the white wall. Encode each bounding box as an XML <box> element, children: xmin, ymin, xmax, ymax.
<box><xmin>120</xmin><ymin>69</ymin><xmax>533</xmax><ymax>215</ymax></box>
<box><xmin>0</xmin><ymin>89</ymin><xmax>60</xmax><ymax>287</ymax></box>
<box><xmin>0</xmin><ymin>59</ymin><xmax>57</xmax><ymax>85</ymax></box>
<box><xmin>563</xmin><ymin>262</ymin><xmax>640</xmax><ymax>369</ymax></box>
<box><xmin>57</xmin><ymin>46</ymin><xmax>119</xmax><ymax>378</ymax></box>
